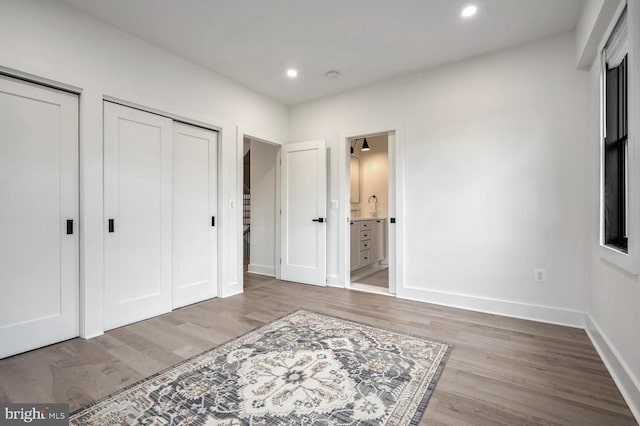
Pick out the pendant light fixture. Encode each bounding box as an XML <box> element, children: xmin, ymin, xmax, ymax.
<box><xmin>361</xmin><ymin>138</ymin><xmax>370</xmax><ymax>151</ymax></box>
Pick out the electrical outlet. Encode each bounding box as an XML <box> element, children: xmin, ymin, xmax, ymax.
<box><xmin>534</xmin><ymin>268</ymin><xmax>547</xmax><ymax>282</ymax></box>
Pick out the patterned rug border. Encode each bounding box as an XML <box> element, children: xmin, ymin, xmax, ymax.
<box><xmin>71</xmin><ymin>307</ymin><xmax>454</xmax><ymax>424</ymax></box>
<box><xmin>410</xmin><ymin>333</ymin><xmax>452</xmax><ymax>425</ymax></box>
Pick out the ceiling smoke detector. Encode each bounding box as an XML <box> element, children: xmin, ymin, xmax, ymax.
<box><xmin>326</xmin><ymin>70</ymin><xmax>340</xmax><ymax>79</ymax></box>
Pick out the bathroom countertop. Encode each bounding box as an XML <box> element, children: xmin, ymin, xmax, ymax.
<box><xmin>350</xmin><ymin>217</ymin><xmax>387</xmax><ymax>222</ymax></box>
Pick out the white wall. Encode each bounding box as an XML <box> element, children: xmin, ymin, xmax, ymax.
<box><xmin>0</xmin><ymin>0</ymin><xmax>288</xmax><ymax>338</ymax></box>
<box><xmin>249</xmin><ymin>140</ymin><xmax>278</xmax><ymax>276</ymax></box>
<box><xmin>353</xmin><ymin>135</ymin><xmax>389</xmax><ymax>218</ymax></box>
<box><xmin>290</xmin><ymin>32</ymin><xmax>590</xmax><ymax>326</ymax></box>
<box><xmin>584</xmin><ymin>2</ymin><xmax>640</xmax><ymax>418</ymax></box>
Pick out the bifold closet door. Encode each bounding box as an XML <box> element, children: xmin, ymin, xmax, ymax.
<box><xmin>104</xmin><ymin>102</ymin><xmax>173</xmax><ymax>330</ymax></box>
<box><xmin>172</xmin><ymin>123</ymin><xmax>217</xmax><ymax>309</ymax></box>
<box><xmin>0</xmin><ymin>75</ymin><xmax>79</xmax><ymax>358</ymax></box>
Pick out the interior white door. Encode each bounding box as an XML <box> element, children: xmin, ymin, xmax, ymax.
<box><xmin>280</xmin><ymin>140</ymin><xmax>327</xmax><ymax>285</ymax></box>
<box><xmin>0</xmin><ymin>76</ymin><xmax>79</xmax><ymax>358</ymax></box>
<box><xmin>173</xmin><ymin>123</ymin><xmax>218</xmax><ymax>309</ymax></box>
<box><xmin>104</xmin><ymin>102</ymin><xmax>173</xmax><ymax>330</ymax></box>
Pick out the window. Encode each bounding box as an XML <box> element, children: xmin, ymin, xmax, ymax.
<box><xmin>603</xmin><ymin>8</ymin><xmax>628</xmax><ymax>253</ymax></box>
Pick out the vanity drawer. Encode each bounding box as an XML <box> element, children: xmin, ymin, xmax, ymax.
<box><xmin>360</xmin><ymin>230</ymin><xmax>370</xmax><ymax>241</ymax></box>
<box><xmin>359</xmin><ymin>250</ymin><xmax>371</xmax><ymax>265</ymax></box>
<box><xmin>359</xmin><ymin>240</ymin><xmax>371</xmax><ymax>251</ymax></box>
<box><xmin>359</xmin><ymin>221</ymin><xmax>371</xmax><ymax>231</ymax></box>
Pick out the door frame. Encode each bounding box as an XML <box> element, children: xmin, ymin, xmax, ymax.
<box><xmin>338</xmin><ymin>124</ymin><xmax>405</xmax><ymax>296</ymax></box>
<box><xmin>0</xmin><ymin>68</ymin><xmax>88</xmax><ymax>340</ymax></box>
<box><xmin>236</xmin><ymin>128</ymin><xmax>284</xmax><ymax>289</ymax></box>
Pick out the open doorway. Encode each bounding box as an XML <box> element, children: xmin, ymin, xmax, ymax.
<box><xmin>242</xmin><ymin>137</ymin><xmax>280</xmax><ymax>278</ymax></box>
<box><xmin>348</xmin><ymin>134</ymin><xmax>391</xmax><ymax>293</ymax></box>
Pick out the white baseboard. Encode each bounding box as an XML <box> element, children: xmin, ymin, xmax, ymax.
<box><xmin>247</xmin><ymin>264</ymin><xmax>275</xmax><ymax>277</ymax></box>
<box><xmin>399</xmin><ymin>286</ymin><xmax>586</xmax><ymax>328</ymax></box>
<box><xmin>585</xmin><ymin>315</ymin><xmax>640</xmax><ymax>423</ymax></box>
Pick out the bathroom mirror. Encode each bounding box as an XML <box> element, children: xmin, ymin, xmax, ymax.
<box><xmin>350</xmin><ymin>156</ymin><xmax>360</xmax><ymax>203</ymax></box>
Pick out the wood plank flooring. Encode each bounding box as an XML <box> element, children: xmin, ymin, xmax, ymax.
<box><xmin>354</xmin><ymin>267</ymin><xmax>389</xmax><ymax>288</ymax></box>
<box><xmin>0</xmin><ymin>273</ymin><xmax>636</xmax><ymax>425</ymax></box>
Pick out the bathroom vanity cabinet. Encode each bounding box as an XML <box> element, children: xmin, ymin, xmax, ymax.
<box><xmin>350</xmin><ymin>218</ymin><xmax>386</xmax><ymax>271</ymax></box>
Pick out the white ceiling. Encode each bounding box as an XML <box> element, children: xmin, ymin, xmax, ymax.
<box><xmin>58</xmin><ymin>0</ymin><xmax>585</xmax><ymax>105</ymax></box>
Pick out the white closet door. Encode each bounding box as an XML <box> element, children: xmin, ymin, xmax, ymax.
<box><xmin>0</xmin><ymin>76</ymin><xmax>79</xmax><ymax>358</ymax></box>
<box><xmin>104</xmin><ymin>102</ymin><xmax>173</xmax><ymax>330</ymax></box>
<box><xmin>173</xmin><ymin>123</ymin><xmax>217</xmax><ymax>309</ymax></box>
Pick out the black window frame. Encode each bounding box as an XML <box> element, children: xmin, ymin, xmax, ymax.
<box><xmin>603</xmin><ymin>53</ymin><xmax>628</xmax><ymax>252</ymax></box>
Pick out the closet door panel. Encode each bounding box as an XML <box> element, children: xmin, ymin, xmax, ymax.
<box><xmin>104</xmin><ymin>102</ymin><xmax>172</xmax><ymax>330</ymax></box>
<box><xmin>119</xmin><ymin>118</ymin><xmax>163</xmax><ymax>300</ymax></box>
<box><xmin>0</xmin><ymin>76</ymin><xmax>79</xmax><ymax>358</ymax></box>
<box><xmin>173</xmin><ymin>123</ymin><xmax>217</xmax><ymax>309</ymax></box>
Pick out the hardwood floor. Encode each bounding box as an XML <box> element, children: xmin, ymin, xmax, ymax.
<box><xmin>0</xmin><ymin>273</ymin><xmax>636</xmax><ymax>425</ymax></box>
<box><xmin>353</xmin><ymin>266</ymin><xmax>389</xmax><ymax>288</ymax></box>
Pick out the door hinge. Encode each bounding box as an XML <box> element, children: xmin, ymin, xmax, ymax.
<box><xmin>280</xmin><ymin>259</ymin><xmax>282</xmax><ymax>264</ymax></box>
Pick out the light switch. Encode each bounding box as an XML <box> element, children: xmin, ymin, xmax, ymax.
<box><xmin>330</xmin><ymin>200</ymin><xmax>339</xmax><ymax>210</ymax></box>
<box><xmin>229</xmin><ymin>199</ymin><xmax>236</xmax><ymax>209</ymax></box>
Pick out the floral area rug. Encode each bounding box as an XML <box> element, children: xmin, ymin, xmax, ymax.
<box><xmin>70</xmin><ymin>309</ymin><xmax>452</xmax><ymax>425</ymax></box>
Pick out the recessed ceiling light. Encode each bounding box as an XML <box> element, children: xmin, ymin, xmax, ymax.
<box><xmin>461</xmin><ymin>5</ymin><xmax>477</xmax><ymax>18</ymax></box>
<box><xmin>286</xmin><ymin>69</ymin><xmax>298</xmax><ymax>78</ymax></box>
